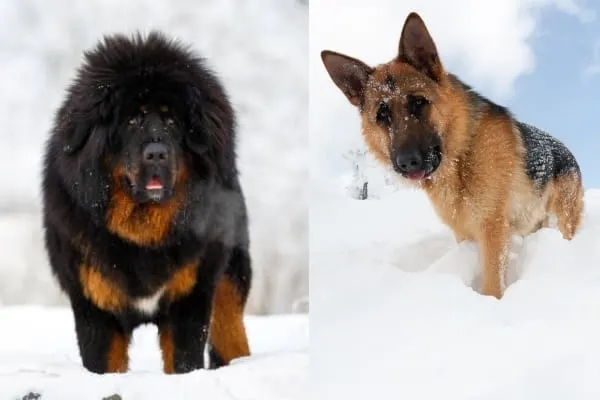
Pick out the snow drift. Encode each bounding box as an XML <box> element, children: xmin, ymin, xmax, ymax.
<box><xmin>0</xmin><ymin>0</ymin><xmax>308</xmax><ymax>314</ymax></box>
<box><xmin>311</xmin><ymin>183</ymin><xmax>600</xmax><ymax>399</ymax></box>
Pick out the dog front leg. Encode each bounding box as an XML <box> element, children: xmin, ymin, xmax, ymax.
<box><xmin>478</xmin><ymin>218</ymin><xmax>510</xmax><ymax>299</ymax></box>
<box><xmin>70</xmin><ymin>294</ymin><xmax>130</xmax><ymax>374</ymax></box>
<box><xmin>158</xmin><ymin>284</ymin><xmax>213</xmax><ymax>374</ymax></box>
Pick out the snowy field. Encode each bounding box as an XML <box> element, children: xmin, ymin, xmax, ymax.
<box><xmin>0</xmin><ymin>306</ymin><xmax>308</xmax><ymax>400</ymax></box>
<box><xmin>311</xmin><ymin>186</ymin><xmax>600</xmax><ymax>399</ymax></box>
<box><xmin>0</xmin><ymin>0</ymin><xmax>308</xmax><ymax>315</ymax></box>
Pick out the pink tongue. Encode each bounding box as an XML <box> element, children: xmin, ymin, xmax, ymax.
<box><xmin>146</xmin><ymin>178</ymin><xmax>163</xmax><ymax>190</ymax></box>
<box><xmin>406</xmin><ymin>171</ymin><xmax>426</xmax><ymax>180</ymax></box>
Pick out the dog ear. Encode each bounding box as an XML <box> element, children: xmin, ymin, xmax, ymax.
<box><xmin>185</xmin><ymin>86</ymin><xmax>231</xmax><ymax>159</ymax></box>
<box><xmin>321</xmin><ymin>50</ymin><xmax>373</xmax><ymax>107</ymax></box>
<box><xmin>61</xmin><ymin>117</ymin><xmax>93</xmax><ymax>155</ymax></box>
<box><xmin>397</xmin><ymin>12</ymin><xmax>444</xmax><ymax>82</ymax></box>
<box><xmin>184</xmin><ymin>134</ymin><xmax>210</xmax><ymax>156</ymax></box>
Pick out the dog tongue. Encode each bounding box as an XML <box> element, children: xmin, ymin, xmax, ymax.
<box><xmin>406</xmin><ymin>171</ymin><xmax>426</xmax><ymax>180</ymax></box>
<box><xmin>146</xmin><ymin>178</ymin><xmax>163</xmax><ymax>190</ymax></box>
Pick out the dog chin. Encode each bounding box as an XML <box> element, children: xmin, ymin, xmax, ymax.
<box><xmin>145</xmin><ymin>188</ymin><xmax>166</xmax><ymax>202</ymax></box>
<box><xmin>125</xmin><ymin>178</ymin><xmax>173</xmax><ymax>204</ymax></box>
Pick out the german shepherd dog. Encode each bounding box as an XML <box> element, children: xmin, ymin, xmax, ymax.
<box><xmin>321</xmin><ymin>12</ymin><xmax>584</xmax><ymax>298</ymax></box>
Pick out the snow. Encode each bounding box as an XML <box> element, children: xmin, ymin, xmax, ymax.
<box><xmin>311</xmin><ymin>184</ymin><xmax>600</xmax><ymax>399</ymax></box>
<box><xmin>0</xmin><ymin>0</ymin><xmax>307</xmax><ymax>314</ymax></box>
<box><xmin>0</xmin><ymin>306</ymin><xmax>308</xmax><ymax>400</ymax></box>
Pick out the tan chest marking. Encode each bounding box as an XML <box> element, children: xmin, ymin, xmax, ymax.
<box><xmin>79</xmin><ymin>261</ymin><xmax>199</xmax><ymax>315</ymax></box>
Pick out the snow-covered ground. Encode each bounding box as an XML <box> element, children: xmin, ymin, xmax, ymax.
<box><xmin>0</xmin><ymin>0</ymin><xmax>308</xmax><ymax>314</ymax></box>
<box><xmin>0</xmin><ymin>306</ymin><xmax>308</xmax><ymax>400</ymax></box>
<box><xmin>311</xmin><ymin>185</ymin><xmax>600</xmax><ymax>399</ymax></box>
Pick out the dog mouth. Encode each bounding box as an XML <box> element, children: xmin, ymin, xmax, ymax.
<box><xmin>393</xmin><ymin>146</ymin><xmax>442</xmax><ymax>181</ymax></box>
<box><xmin>145</xmin><ymin>175</ymin><xmax>164</xmax><ymax>191</ymax></box>
<box><xmin>124</xmin><ymin>173</ymin><xmax>172</xmax><ymax>203</ymax></box>
<box><xmin>145</xmin><ymin>175</ymin><xmax>166</xmax><ymax>201</ymax></box>
<box><xmin>404</xmin><ymin>170</ymin><xmax>430</xmax><ymax>180</ymax></box>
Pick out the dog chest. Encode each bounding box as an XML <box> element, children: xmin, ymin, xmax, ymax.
<box><xmin>131</xmin><ymin>286</ymin><xmax>167</xmax><ymax>315</ymax></box>
<box><xmin>425</xmin><ymin>182</ymin><xmax>476</xmax><ymax>240</ymax></box>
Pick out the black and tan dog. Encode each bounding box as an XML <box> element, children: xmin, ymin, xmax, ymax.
<box><xmin>42</xmin><ymin>32</ymin><xmax>252</xmax><ymax>373</ymax></box>
<box><xmin>321</xmin><ymin>12</ymin><xmax>584</xmax><ymax>298</ymax></box>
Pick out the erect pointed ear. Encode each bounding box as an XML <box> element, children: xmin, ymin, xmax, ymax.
<box><xmin>397</xmin><ymin>12</ymin><xmax>444</xmax><ymax>82</ymax></box>
<box><xmin>321</xmin><ymin>50</ymin><xmax>373</xmax><ymax>108</ymax></box>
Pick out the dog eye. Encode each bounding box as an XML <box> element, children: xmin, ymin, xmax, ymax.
<box><xmin>376</xmin><ymin>102</ymin><xmax>392</xmax><ymax>125</ymax></box>
<box><xmin>407</xmin><ymin>95</ymin><xmax>429</xmax><ymax>117</ymax></box>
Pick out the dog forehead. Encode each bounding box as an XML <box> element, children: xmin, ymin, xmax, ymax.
<box><xmin>367</xmin><ymin>62</ymin><xmax>436</xmax><ymax>97</ymax></box>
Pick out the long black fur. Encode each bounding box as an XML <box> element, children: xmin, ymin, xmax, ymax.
<box><xmin>41</xmin><ymin>31</ymin><xmax>252</xmax><ymax>374</ymax></box>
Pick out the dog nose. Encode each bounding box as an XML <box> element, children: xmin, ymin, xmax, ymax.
<box><xmin>392</xmin><ymin>150</ymin><xmax>423</xmax><ymax>173</ymax></box>
<box><xmin>142</xmin><ymin>142</ymin><xmax>169</xmax><ymax>165</ymax></box>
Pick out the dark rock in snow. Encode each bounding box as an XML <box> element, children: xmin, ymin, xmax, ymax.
<box><xmin>21</xmin><ymin>392</ymin><xmax>42</xmax><ymax>400</ymax></box>
<box><xmin>102</xmin><ymin>395</ymin><xmax>122</xmax><ymax>400</ymax></box>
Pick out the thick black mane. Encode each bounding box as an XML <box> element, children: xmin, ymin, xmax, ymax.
<box><xmin>72</xmin><ymin>31</ymin><xmax>236</xmax><ymax>154</ymax></box>
<box><xmin>44</xmin><ymin>31</ymin><xmax>239</xmax><ymax>225</ymax></box>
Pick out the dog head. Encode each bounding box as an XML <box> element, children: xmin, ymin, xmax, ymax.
<box><xmin>54</xmin><ymin>31</ymin><xmax>235</xmax><ymax>210</ymax></box>
<box><xmin>321</xmin><ymin>12</ymin><xmax>450</xmax><ymax>182</ymax></box>
<box><xmin>111</xmin><ymin>103</ymin><xmax>186</xmax><ymax>205</ymax></box>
